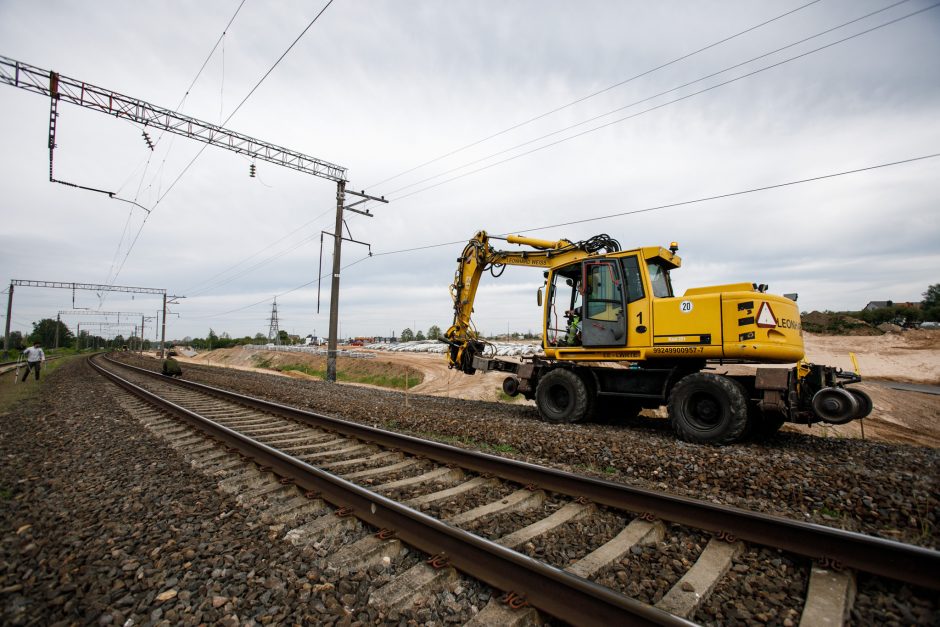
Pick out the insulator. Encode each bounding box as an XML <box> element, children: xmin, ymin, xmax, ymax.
<box><xmin>141</xmin><ymin>130</ymin><xmax>154</xmax><ymax>150</ymax></box>
<box><xmin>249</xmin><ymin>163</ymin><xmax>257</xmax><ymax>177</ymax></box>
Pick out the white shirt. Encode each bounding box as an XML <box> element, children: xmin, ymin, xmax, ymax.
<box><xmin>23</xmin><ymin>346</ymin><xmax>45</xmax><ymax>363</ymax></box>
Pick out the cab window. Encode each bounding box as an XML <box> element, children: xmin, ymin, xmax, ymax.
<box><xmin>585</xmin><ymin>261</ymin><xmax>624</xmax><ymax>320</ymax></box>
<box><xmin>621</xmin><ymin>255</ymin><xmax>644</xmax><ymax>303</ymax></box>
<box><xmin>647</xmin><ymin>261</ymin><xmax>674</xmax><ymax>298</ymax></box>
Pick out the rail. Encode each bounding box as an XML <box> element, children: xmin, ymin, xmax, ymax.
<box><xmin>95</xmin><ymin>354</ymin><xmax>940</xmax><ymax>592</ymax></box>
<box><xmin>90</xmin><ymin>354</ymin><xmax>692</xmax><ymax>626</ymax></box>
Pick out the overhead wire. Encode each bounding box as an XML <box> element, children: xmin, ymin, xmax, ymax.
<box><xmin>107</xmin><ymin>0</ymin><xmax>336</xmax><ymax>288</ymax></box>
<box><xmin>152</xmin><ymin>0</ymin><xmax>337</xmax><ymax>211</ymax></box>
<box><xmin>175</xmin><ymin>0</ymin><xmax>922</xmax><ymax>300</ymax></box>
<box><xmin>381</xmin><ymin>0</ymin><xmax>917</xmax><ymax>200</ymax></box>
<box><xmin>189</xmin><ymin>151</ymin><xmax>940</xmax><ymax>321</ymax></box>
<box><xmin>366</xmin><ymin>0</ymin><xmax>825</xmax><ymax>190</ymax></box>
<box><xmin>370</xmin><ymin>152</ymin><xmax>940</xmax><ymax>257</ymax></box>
<box><xmin>381</xmin><ymin>1</ymin><xmax>936</xmax><ymax>204</ymax></box>
<box><xmin>180</xmin><ymin>206</ymin><xmax>336</xmax><ymax>295</ymax></box>
<box><xmin>103</xmin><ymin>0</ymin><xmax>249</xmax><ymax>290</ymax></box>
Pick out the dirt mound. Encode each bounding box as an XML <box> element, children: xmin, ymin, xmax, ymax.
<box><xmin>801</xmin><ymin>311</ymin><xmax>880</xmax><ymax>336</ymax></box>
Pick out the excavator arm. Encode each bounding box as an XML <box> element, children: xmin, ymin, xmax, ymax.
<box><xmin>443</xmin><ymin>230</ymin><xmax>620</xmax><ymax>373</ymax></box>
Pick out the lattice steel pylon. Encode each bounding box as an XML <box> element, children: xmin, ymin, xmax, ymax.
<box><xmin>267</xmin><ymin>299</ymin><xmax>280</xmax><ymax>345</ymax></box>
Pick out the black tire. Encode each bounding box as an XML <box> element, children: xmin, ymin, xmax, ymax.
<box><xmin>848</xmin><ymin>388</ymin><xmax>873</xmax><ymax>419</ymax></box>
<box><xmin>536</xmin><ymin>369</ymin><xmax>591</xmax><ymax>424</ymax></box>
<box><xmin>668</xmin><ymin>373</ymin><xmax>749</xmax><ymax>445</ymax></box>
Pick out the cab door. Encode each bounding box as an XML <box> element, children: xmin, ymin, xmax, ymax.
<box><xmin>582</xmin><ymin>259</ymin><xmax>627</xmax><ymax>347</ymax></box>
<box><xmin>621</xmin><ymin>254</ymin><xmax>651</xmax><ymax>349</ymax></box>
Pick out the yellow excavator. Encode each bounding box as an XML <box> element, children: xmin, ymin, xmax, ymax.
<box><xmin>443</xmin><ymin>231</ymin><xmax>870</xmax><ymax>444</ymax></box>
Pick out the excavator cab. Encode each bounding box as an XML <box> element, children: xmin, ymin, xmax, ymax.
<box><xmin>544</xmin><ymin>255</ymin><xmax>651</xmax><ymax>353</ymax></box>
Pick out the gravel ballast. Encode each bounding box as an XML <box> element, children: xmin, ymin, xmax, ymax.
<box><xmin>117</xmin><ymin>354</ymin><xmax>939</xmax><ymax>549</ymax></box>
<box><xmin>4</xmin><ymin>354</ymin><xmax>937</xmax><ymax>624</ymax></box>
<box><xmin>0</xmin><ymin>359</ymin><xmax>487</xmax><ymax>625</ymax></box>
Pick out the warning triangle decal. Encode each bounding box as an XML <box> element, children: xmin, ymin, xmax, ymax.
<box><xmin>756</xmin><ymin>302</ymin><xmax>777</xmax><ymax>328</ymax></box>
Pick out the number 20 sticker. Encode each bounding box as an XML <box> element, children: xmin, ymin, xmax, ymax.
<box><xmin>680</xmin><ymin>300</ymin><xmax>694</xmax><ymax>313</ymax></box>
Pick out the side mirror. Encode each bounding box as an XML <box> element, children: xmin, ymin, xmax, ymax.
<box><xmin>537</xmin><ymin>286</ymin><xmax>543</xmax><ymax>307</ymax></box>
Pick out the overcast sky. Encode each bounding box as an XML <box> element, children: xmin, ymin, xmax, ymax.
<box><xmin>1</xmin><ymin>0</ymin><xmax>938</xmax><ymax>342</ymax></box>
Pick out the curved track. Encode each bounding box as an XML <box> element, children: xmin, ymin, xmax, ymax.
<box><xmin>91</xmin><ymin>354</ymin><xmax>940</xmax><ymax>625</ymax></box>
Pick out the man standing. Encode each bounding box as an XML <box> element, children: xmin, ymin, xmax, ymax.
<box><xmin>21</xmin><ymin>341</ymin><xmax>46</xmax><ymax>382</ymax></box>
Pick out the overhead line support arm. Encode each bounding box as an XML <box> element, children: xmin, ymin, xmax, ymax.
<box><xmin>0</xmin><ymin>55</ymin><xmax>348</xmax><ymax>182</ymax></box>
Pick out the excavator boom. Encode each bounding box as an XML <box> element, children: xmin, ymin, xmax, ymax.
<box><xmin>444</xmin><ymin>230</ymin><xmax>621</xmax><ymax>372</ymax></box>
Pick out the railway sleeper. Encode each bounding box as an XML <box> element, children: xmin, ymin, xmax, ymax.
<box><xmin>799</xmin><ymin>565</ymin><xmax>856</xmax><ymax>627</ymax></box>
<box><xmin>465</xmin><ymin>597</ymin><xmax>542</xmax><ymax>627</ymax></box>
<box><xmin>445</xmin><ymin>488</ymin><xmax>545</xmax><ymax>526</ymax></box>
<box><xmin>656</xmin><ymin>537</ymin><xmax>744</xmax><ymax>618</ymax></box>
<box><xmin>375</xmin><ymin>466</ymin><xmax>464</xmax><ymax>492</ymax></box>
<box><xmin>267</xmin><ymin>498</ymin><xmax>329</xmax><ymax>524</ymax></box>
<box><xmin>368</xmin><ymin>561</ymin><xmax>459</xmax><ymax>614</ymax></box>
<box><xmin>405</xmin><ymin>477</ymin><xmax>498</xmax><ymax>507</ymax></box>
<box><xmin>566</xmin><ymin>518</ymin><xmax>665</xmax><ymax>579</ymax></box>
<box><xmin>283</xmin><ymin>511</ymin><xmax>360</xmax><ymax>547</ymax></box>
<box><xmin>497</xmin><ymin>501</ymin><xmax>595</xmax><ymax>550</ymax></box>
<box><xmin>328</xmin><ymin>535</ymin><xmax>404</xmax><ymax>575</ymax></box>
<box><xmin>343</xmin><ymin>458</ymin><xmax>421</xmax><ymax>481</ymax></box>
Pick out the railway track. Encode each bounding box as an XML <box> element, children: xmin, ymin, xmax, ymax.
<box><xmin>91</xmin><ymin>354</ymin><xmax>940</xmax><ymax>625</ymax></box>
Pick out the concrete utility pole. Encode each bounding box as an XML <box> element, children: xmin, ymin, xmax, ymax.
<box><xmin>161</xmin><ymin>293</ymin><xmax>167</xmax><ymax>357</ymax></box>
<box><xmin>326</xmin><ymin>181</ymin><xmax>345</xmax><ymax>383</ymax></box>
<box><xmin>3</xmin><ymin>282</ymin><xmax>13</xmax><ymax>351</ymax></box>
<box><xmin>324</xmin><ymin>185</ymin><xmax>388</xmax><ymax>382</ymax></box>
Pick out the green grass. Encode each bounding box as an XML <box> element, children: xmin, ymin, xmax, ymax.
<box><xmin>253</xmin><ymin>356</ymin><xmax>274</xmax><ymax>369</ymax></box>
<box><xmin>419</xmin><ymin>431</ymin><xmax>518</xmax><ymax>454</ymax></box>
<box><xmin>274</xmin><ymin>363</ymin><xmax>421</xmax><ymax>390</ymax></box>
<box><xmin>497</xmin><ymin>389</ymin><xmax>522</xmax><ymax>403</ymax></box>
<box><xmin>0</xmin><ymin>487</ymin><xmax>12</xmax><ymax>500</ymax></box>
<box><xmin>576</xmin><ymin>463</ymin><xmax>620</xmax><ymax>476</ymax></box>
<box><xmin>818</xmin><ymin>506</ymin><xmax>843</xmax><ymax>519</ymax></box>
<box><xmin>0</xmin><ymin>354</ymin><xmax>77</xmax><ymax>413</ymax></box>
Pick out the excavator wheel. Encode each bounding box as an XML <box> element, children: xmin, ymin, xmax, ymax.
<box><xmin>535</xmin><ymin>369</ymin><xmax>591</xmax><ymax>424</ymax></box>
<box><xmin>668</xmin><ymin>373</ymin><xmax>749</xmax><ymax>445</ymax></box>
